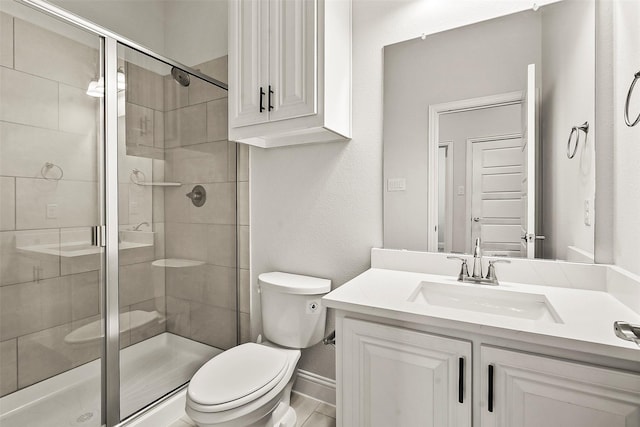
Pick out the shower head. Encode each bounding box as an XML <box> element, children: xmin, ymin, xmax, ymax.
<box><xmin>171</xmin><ymin>67</ymin><xmax>191</xmax><ymax>87</ymax></box>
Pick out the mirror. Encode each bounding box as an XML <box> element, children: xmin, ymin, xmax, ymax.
<box><xmin>383</xmin><ymin>0</ymin><xmax>595</xmax><ymax>263</ymax></box>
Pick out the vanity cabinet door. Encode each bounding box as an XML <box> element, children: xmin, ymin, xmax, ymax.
<box><xmin>340</xmin><ymin>318</ymin><xmax>471</xmax><ymax>427</ymax></box>
<box><xmin>480</xmin><ymin>346</ymin><xmax>640</xmax><ymax>427</ymax></box>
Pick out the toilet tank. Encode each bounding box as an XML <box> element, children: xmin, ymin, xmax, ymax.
<box><xmin>259</xmin><ymin>272</ymin><xmax>331</xmax><ymax>349</ymax></box>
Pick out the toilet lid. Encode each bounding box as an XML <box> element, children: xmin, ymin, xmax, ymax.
<box><xmin>188</xmin><ymin>343</ymin><xmax>288</xmax><ymax>407</ymax></box>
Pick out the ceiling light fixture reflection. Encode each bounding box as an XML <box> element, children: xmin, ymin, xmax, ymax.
<box><xmin>86</xmin><ymin>68</ymin><xmax>125</xmax><ymax>98</ymax></box>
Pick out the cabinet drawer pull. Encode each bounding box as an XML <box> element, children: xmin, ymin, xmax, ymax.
<box><xmin>458</xmin><ymin>357</ymin><xmax>464</xmax><ymax>403</ymax></box>
<box><xmin>260</xmin><ymin>87</ymin><xmax>265</xmax><ymax>112</ymax></box>
<box><xmin>488</xmin><ymin>364</ymin><xmax>494</xmax><ymax>412</ymax></box>
<box><xmin>268</xmin><ymin>85</ymin><xmax>274</xmax><ymax>111</ymax></box>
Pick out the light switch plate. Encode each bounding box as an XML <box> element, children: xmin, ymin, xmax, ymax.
<box><xmin>46</xmin><ymin>204</ymin><xmax>58</xmax><ymax>219</ymax></box>
<box><xmin>387</xmin><ymin>178</ymin><xmax>406</xmax><ymax>192</ymax></box>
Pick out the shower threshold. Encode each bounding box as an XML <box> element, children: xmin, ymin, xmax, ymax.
<box><xmin>0</xmin><ymin>333</ymin><xmax>220</xmax><ymax>427</ymax></box>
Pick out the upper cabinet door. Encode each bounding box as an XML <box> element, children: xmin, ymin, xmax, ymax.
<box><xmin>481</xmin><ymin>346</ymin><xmax>640</xmax><ymax>427</ymax></box>
<box><xmin>229</xmin><ymin>0</ymin><xmax>270</xmax><ymax>127</ymax></box>
<box><xmin>269</xmin><ymin>0</ymin><xmax>317</xmax><ymax>122</ymax></box>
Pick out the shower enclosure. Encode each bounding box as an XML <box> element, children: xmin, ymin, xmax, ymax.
<box><xmin>0</xmin><ymin>1</ymin><xmax>238</xmax><ymax>426</ymax></box>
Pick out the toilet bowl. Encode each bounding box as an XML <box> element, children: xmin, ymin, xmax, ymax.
<box><xmin>186</xmin><ymin>272</ymin><xmax>331</xmax><ymax>427</ymax></box>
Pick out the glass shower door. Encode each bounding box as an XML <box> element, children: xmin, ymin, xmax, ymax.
<box><xmin>115</xmin><ymin>43</ymin><xmax>236</xmax><ymax>420</ymax></box>
<box><xmin>0</xmin><ymin>2</ymin><xmax>106</xmax><ymax>426</ymax></box>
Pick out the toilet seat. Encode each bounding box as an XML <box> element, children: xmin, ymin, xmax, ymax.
<box><xmin>188</xmin><ymin>343</ymin><xmax>289</xmax><ymax>413</ymax></box>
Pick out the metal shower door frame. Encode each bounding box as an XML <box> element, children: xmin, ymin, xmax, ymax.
<box><xmin>14</xmin><ymin>1</ymin><xmax>228</xmax><ymax>425</ymax></box>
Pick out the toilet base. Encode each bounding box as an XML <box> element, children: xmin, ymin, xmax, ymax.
<box><xmin>187</xmin><ymin>381</ymin><xmax>297</xmax><ymax>427</ymax></box>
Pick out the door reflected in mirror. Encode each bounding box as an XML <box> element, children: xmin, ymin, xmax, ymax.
<box><xmin>383</xmin><ymin>0</ymin><xmax>595</xmax><ymax>263</ymax></box>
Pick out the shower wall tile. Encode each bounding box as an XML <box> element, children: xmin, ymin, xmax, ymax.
<box><xmin>14</xmin><ymin>18</ymin><xmax>98</xmax><ymax>90</ymax></box>
<box><xmin>0</xmin><ymin>281</ymin><xmax>41</xmax><ymax>340</ymax></box>
<box><xmin>238</xmin><ymin>181</ymin><xmax>249</xmax><ymax>226</ymax></box>
<box><xmin>59</xmin><ymin>83</ymin><xmax>98</xmax><ymax>135</ymax></box>
<box><xmin>0</xmin><ymin>13</ymin><xmax>13</xmax><ymax>69</ymax></box>
<box><xmin>0</xmin><ymin>67</ymin><xmax>59</xmax><ymax>130</ymax></box>
<box><xmin>189</xmin><ymin>303</ymin><xmax>236</xmax><ymax>350</ymax></box>
<box><xmin>126</xmin><ymin>62</ymin><xmax>164</xmax><ymax>111</ymax></box>
<box><xmin>239</xmin><ymin>225</ymin><xmax>250</xmax><ymax>270</ymax></box>
<box><xmin>154</xmin><ymin>110</ymin><xmax>165</xmax><ymax>148</ymax></box>
<box><xmin>227</xmin><ymin>141</ymin><xmax>237</xmax><ymax>182</ymax></box>
<box><xmin>0</xmin><ymin>177</ymin><xmax>15</xmax><ymax>231</ymax></box>
<box><xmin>188</xmin><ymin>76</ymin><xmax>226</xmax><ymax>106</ymax></box>
<box><xmin>194</xmin><ymin>56</ymin><xmax>228</xmax><ymax>86</ymax></box>
<box><xmin>166</xmin><ymin>296</ymin><xmax>190</xmax><ymax>337</ymax></box>
<box><xmin>238</xmin><ymin>143</ymin><xmax>249</xmax><ymax>182</ymax></box>
<box><xmin>165</xmin><ymin>223</ymin><xmax>236</xmax><ymax>267</ymax></box>
<box><xmin>240</xmin><ymin>313</ymin><xmax>251</xmax><ymax>344</ymax></box>
<box><xmin>165</xmin><ymin>182</ymin><xmax>236</xmax><ymax>225</ymax></box>
<box><xmin>165</xmin><ymin>141</ymin><xmax>229</xmax><ymax>184</ymax></box>
<box><xmin>119</xmin><ymin>262</ymin><xmax>157</xmax><ymax>307</ymax></box>
<box><xmin>40</xmin><ymin>276</ymin><xmax>72</xmax><ymax>330</ymax></box>
<box><xmin>239</xmin><ymin>268</ymin><xmax>250</xmax><ymax>314</ymax></box>
<box><xmin>15</xmin><ymin>178</ymin><xmax>98</xmax><ymax>230</ymax></box>
<box><xmin>0</xmin><ymin>122</ymin><xmax>97</xmax><ymax>182</ymax></box>
<box><xmin>0</xmin><ymin>338</ymin><xmax>17</xmax><ymax>397</ymax></box>
<box><xmin>164</xmin><ymin>75</ymin><xmax>189</xmax><ymax>111</ymax></box>
<box><xmin>153</xmin><ymin>222</ymin><xmax>165</xmax><ymax>260</ymax></box>
<box><xmin>165</xmin><ymin>103</ymin><xmax>207</xmax><ymax>147</ymax></box>
<box><xmin>166</xmin><ymin>264</ymin><xmax>236</xmax><ymax>310</ymax></box>
<box><xmin>17</xmin><ymin>323</ymin><xmax>74</xmax><ymax>388</ymax></box>
<box><xmin>206</xmin><ymin>98</ymin><xmax>228</xmax><ymax>142</ymax></box>
<box><xmin>70</xmin><ymin>270</ymin><xmax>100</xmax><ymax>322</ymax></box>
<box><xmin>0</xmin><ymin>229</ymin><xmax>60</xmax><ymax>286</ymax></box>
<box><xmin>126</xmin><ymin>102</ymin><xmax>155</xmax><ymax>147</ymax></box>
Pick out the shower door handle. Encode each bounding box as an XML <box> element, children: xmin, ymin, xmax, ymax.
<box><xmin>259</xmin><ymin>87</ymin><xmax>265</xmax><ymax>113</ymax></box>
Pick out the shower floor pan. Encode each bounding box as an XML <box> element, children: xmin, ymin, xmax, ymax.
<box><xmin>0</xmin><ymin>333</ymin><xmax>220</xmax><ymax>427</ymax></box>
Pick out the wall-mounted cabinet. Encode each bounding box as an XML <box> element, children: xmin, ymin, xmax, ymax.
<box><xmin>229</xmin><ymin>0</ymin><xmax>351</xmax><ymax>148</ymax></box>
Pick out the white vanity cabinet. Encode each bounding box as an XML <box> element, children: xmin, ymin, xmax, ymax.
<box><xmin>337</xmin><ymin>317</ymin><xmax>640</xmax><ymax>427</ymax></box>
<box><xmin>481</xmin><ymin>346</ymin><xmax>640</xmax><ymax>427</ymax></box>
<box><xmin>228</xmin><ymin>0</ymin><xmax>351</xmax><ymax>148</ymax></box>
<box><xmin>340</xmin><ymin>318</ymin><xmax>472</xmax><ymax>427</ymax></box>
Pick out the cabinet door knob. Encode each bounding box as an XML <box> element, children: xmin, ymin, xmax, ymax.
<box><xmin>260</xmin><ymin>87</ymin><xmax>265</xmax><ymax>113</ymax></box>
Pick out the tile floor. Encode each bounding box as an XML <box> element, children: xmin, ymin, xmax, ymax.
<box><xmin>169</xmin><ymin>392</ymin><xmax>336</xmax><ymax>427</ymax></box>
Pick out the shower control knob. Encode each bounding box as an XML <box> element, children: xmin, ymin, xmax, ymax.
<box><xmin>186</xmin><ymin>185</ymin><xmax>206</xmax><ymax>207</ymax></box>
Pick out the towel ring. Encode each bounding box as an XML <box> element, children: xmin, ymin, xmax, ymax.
<box><xmin>624</xmin><ymin>70</ymin><xmax>640</xmax><ymax>127</ymax></box>
<box><xmin>41</xmin><ymin>162</ymin><xmax>63</xmax><ymax>181</ymax></box>
<box><xmin>567</xmin><ymin>122</ymin><xmax>589</xmax><ymax>159</ymax></box>
<box><xmin>130</xmin><ymin>168</ymin><xmax>146</xmax><ymax>185</ymax></box>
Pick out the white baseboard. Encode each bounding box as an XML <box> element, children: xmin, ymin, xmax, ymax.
<box><xmin>293</xmin><ymin>369</ymin><xmax>336</xmax><ymax>405</ymax></box>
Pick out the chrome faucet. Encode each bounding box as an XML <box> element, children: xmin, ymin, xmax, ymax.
<box><xmin>132</xmin><ymin>221</ymin><xmax>150</xmax><ymax>231</ymax></box>
<box><xmin>472</xmin><ymin>238</ymin><xmax>483</xmax><ymax>279</ymax></box>
<box><xmin>447</xmin><ymin>239</ymin><xmax>511</xmax><ymax>286</ymax></box>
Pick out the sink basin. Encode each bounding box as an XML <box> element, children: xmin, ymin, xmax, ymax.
<box><xmin>408</xmin><ymin>281</ymin><xmax>563</xmax><ymax>323</ymax></box>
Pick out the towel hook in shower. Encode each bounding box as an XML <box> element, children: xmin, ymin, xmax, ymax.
<box><xmin>567</xmin><ymin>122</ymin><xmax>589</xmax><ymax>159</ymax></box>
<box><xmin>41</xmin><ymin>162</ymin><xmax>63</xmax><ymax>181</ymax></box>
<box><xmin>624</xmin><ymin>70</ymin><xmax>640</xmax><ymax>127</ymax></box>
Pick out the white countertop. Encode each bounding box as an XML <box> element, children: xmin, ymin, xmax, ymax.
<box><xmin>323</xmin><ymin>268</ymin><xmax>640</xmax><ymax>361</ymax></box>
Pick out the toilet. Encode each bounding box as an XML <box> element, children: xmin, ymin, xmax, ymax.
<box><xmin>185</xmin><ymin>272</ymin><xmax>331</xmax><ymax>427</ymax></box>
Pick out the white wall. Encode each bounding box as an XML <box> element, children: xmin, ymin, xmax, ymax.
<box><xmin>540</xmin><ymin>0</ymin><xmax>595</xmax><ymax>261</ymax></box>
<box><xmin>613</xmin><ymin>0</ymin><xmax>640</xmax><ymax>276</ymax></box>
<box><xmin>163</xmin><ymin>0</ymin><xmax>228</xmax><ymax>67</ymax></box>
<box><xmin>250</xmin><ymin>0</ymin><xmax>560</xmax><ymax>380</ymax></box>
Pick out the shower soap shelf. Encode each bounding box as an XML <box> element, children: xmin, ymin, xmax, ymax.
<box><xmin>152</xmin><ymin>258</ymin><xmax>205</xmax><ymax>268</ymax></box>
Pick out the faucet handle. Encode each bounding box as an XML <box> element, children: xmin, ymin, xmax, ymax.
<box><xmin>447</xmin><ymin>256</ymin><xmax>470</xmax><ymax>281</ymax></box>
<box><xmin>486</xmin><ymin>259</ymin><xmax>511</xmax><ymax>283</ymax></box>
